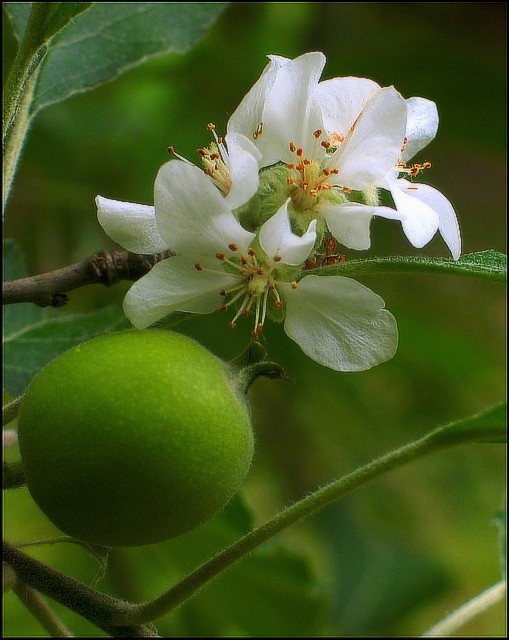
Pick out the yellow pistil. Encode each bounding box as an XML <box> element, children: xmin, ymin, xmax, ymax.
<box><xmin>286</xmin><ymin>132</ymin><xmax>339</xmax><ymax>211</ymax></box>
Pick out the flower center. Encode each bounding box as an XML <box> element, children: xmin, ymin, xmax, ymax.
<box><xmin>286</xmin><ymin>131</ymin><xmax>339</xmax><ymax>212</ymax></box>
<box><xmin>194</xmin><ymin>244</ymin><xmax>294</xmax><ymax>340</ymax></box>
<box><xmin>168</xmin><ymin>123</ymin><xmax>232</xmax><ymax>196</ymax></box>
<box><xmin>197</xmin><ymin>123</ymin><xmax>232</xmax><ymax>196</ymax></box>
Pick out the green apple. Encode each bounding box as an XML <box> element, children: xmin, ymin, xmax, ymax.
<box><xmin>17</xmin><ymin>330</ymin><xmax>254</xmax><ymax>546</ymax></box>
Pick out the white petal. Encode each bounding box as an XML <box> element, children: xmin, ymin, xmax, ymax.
<box><xmin>331</xmin><ymin>86</ymin><xmax>407</xmax><ymax>191</ymax></box>
<box><xmin>259</xmin><ymin>200</ymin><xmax>316</xmax><ymax>265</ymax></box>
<box><xmin>223</xmin><ymin>133</ymin><xmax>261</xmax><ymax>210</ymax></box>
<box><xmin>227</xmin><ymin>55</ymin><xmax>288</xmax><ymax>154</ymax></box>
<box><xmin>398</xmin><ymin>181</ymin><xmax>461</xmax><ymax>259</ymax></box>
<box><xmin>321</xmin><ymin>202</ymin><xmax>403</xmax><ymax>250</ymax></box>
<box><xmin>313</xmin><ymin>76</ymin><xmax>381</xmax><ymax>138</ymax></box>
<box><xmin>123</xmin><ymin>255</ymin><xmax>240</xmax><ymax>329</ymax></box>
<box><xmin>280</xmin><ymin>275</ymin><xmax>398</xmax><ymax>372</ymax></box>
<box><xmin>402</xmin><ymin>97</ymin><xmax>439</xmax><ymax>161</ymax></box>
<box><xmin>389</xmin><ymin>179</ymin><xmax>440</xmax><ymax>248</ymax></box>
<box><xmin>259</xmin><ymin>52</ymin><xmax>327</xmax><ymax>165</ymax></box>
<box><xmin>154</xmin><ymin>160</ymin><xmax>255</xmax><ymax>256</ymax></box>
<box><xmin>96</xmin><ymin>195</ymin><xmax>168</xmax><ymax>254</ymax></box>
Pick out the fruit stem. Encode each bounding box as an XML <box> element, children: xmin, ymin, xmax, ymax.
<box><xmin>236</xmin><ymin>361</ymin><xmax>289</xmax><ymax>393</ymax></box>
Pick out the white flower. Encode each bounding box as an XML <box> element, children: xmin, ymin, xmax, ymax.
<box><xmin>228</xmin><ymin>52</ymin><xmax>408</xmax><ymax>250</ymax></box>
<box><xmin>120</xmin><ymin>165</ymin><xmax>398</xmax><ymax>372</ymax></box>
<box><xmin>379</xmin><ymin>98</ymin><xmax>462</xmax><ymax>259</ymax></box>
<box><xmin>96</xmin><ymin>131</ymin><xmax>261</xmax><ymax>254</ymax></box>
<box><xmin>228</xmin><ymin>51</ymin><xmax>460</xmax><ymax>258</ymax></box>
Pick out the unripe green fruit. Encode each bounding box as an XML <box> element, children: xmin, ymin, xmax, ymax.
<box><xmin>17</xmin><ymin>330</ymin><xmax>254</xmax><ymax>547</ymax></box>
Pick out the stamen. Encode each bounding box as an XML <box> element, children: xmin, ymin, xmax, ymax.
<box><xmin>167</xmin><ymin>145</ymin><xmax>194</xmax><ymax>165</ymax></box>
<box><xmin>253</xmin><ymin>122</ymin><xmax>264</xmax><ymax>140</ymax></box>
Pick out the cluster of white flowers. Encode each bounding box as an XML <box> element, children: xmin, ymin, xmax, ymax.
<box><xmin>96</xmin><ymin>52</ymin><xmax>461</xmax><ymax>372</ymax></box>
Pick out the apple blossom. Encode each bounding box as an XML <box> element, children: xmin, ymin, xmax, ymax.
<box><xmin>380</xmin><ymin>97</ymin><xmax>461</xmax><ymax>259</ymax></box>
<box><xmin>112</xmin><ymin>161</ymin><xmax>398</xmax><ymax>372</ymax></box>
<box><xmin>96</xmin><ymin>128</ymin><xmax>261</xmax><ymax>254</ymax></box>
<box><xmin>228</xmin><ymin>52</ymin><xmax>460</xmax><ymax>258</ymax></box>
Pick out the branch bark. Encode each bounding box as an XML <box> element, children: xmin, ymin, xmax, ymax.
<box><xmin>3</xmin><ymin>250</ymin><xmax>173</xmax><ymax>307</ymax></box>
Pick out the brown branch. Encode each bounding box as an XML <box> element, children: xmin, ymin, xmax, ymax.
<box><xmin>3</xmin><ymin>250</ymin><xmax>174</xmax><ymax>307</ymax></box>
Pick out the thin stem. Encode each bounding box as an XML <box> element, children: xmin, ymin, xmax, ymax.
<box><xmin>114</xmin><ymin>413</ymin><xmax>505</xmax><ymax>626</ymax></box>
<box><xmin>421</xmin><ymin>579</ymin><xmax>506</xmax><ymax>637</ymax></box>
<box><xmin>13</xmin><ymin>581</ymin><xmax>74</xmax><ymax>637</ymax></box>
<box><xmin>3</xmin><ymin>249</ymin><xmax>173</xmax><ymax>307</ymax></box>
<box><xmin>3</xmin><ymin>58</ymin><xmax>42</xmax><ymax>212</ymax></box>
<box><xmin>3</xmin><ymin>3</ymin><xmax>55</xmax><ymax>211</ymax></box>
<box><xmin>3</xmin><ymin>396</ymin><xmax>22</xmax><ymax>426</ymax></box>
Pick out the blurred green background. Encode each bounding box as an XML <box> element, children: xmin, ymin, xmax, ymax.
<box><xmin>3</xmin><ymin>2</ymin><xmax>506</xmax><ymax>637</ymax></box>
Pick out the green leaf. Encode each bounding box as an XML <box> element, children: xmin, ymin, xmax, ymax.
<box><xmin>2</xmin><ymin>239</ymin><xmax>129</xmax><ymax>397</ymax></box>
<box><xmin>304</xmin><ymin>250</ymin><xmax>507</xmax><ymax>283</ymax></box>
<box><xmin>118</xmin><ymin>493</ymin><xmax>329</xmax><ymax>637</ymax></box>
<box><xmin>6</xmin><ymin>3</ymin><xmax>229</xmax><ymax>114</ymax></box>
<box><xmin>317</xmin><ymin>505</ymin><xmax>449</xmax><ymax>636</ymax></box>
<box><xmin>5</xmin><ymin>3</ymin><xmax>93</xmax><ymax>45</ymax></box>
<box><xmin>36</xmin><ymin>3</ymin><xmax>93</xmax><ymax>43</ymax></box>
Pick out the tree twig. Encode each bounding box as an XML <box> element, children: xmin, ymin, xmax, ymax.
<box><xmin>3</xmin><ymin>541</ymin><xmax>159</xmax><ymax>637</ymax></box>
<box><xmin>13</xmin><ymin>580</ymin><xmax>74</xmax><ymax>637</ymax></box>
<box><xmin>2</xmin><ymin>250</ymin><xmax>174</xmax><ymax>307</ymax></box>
